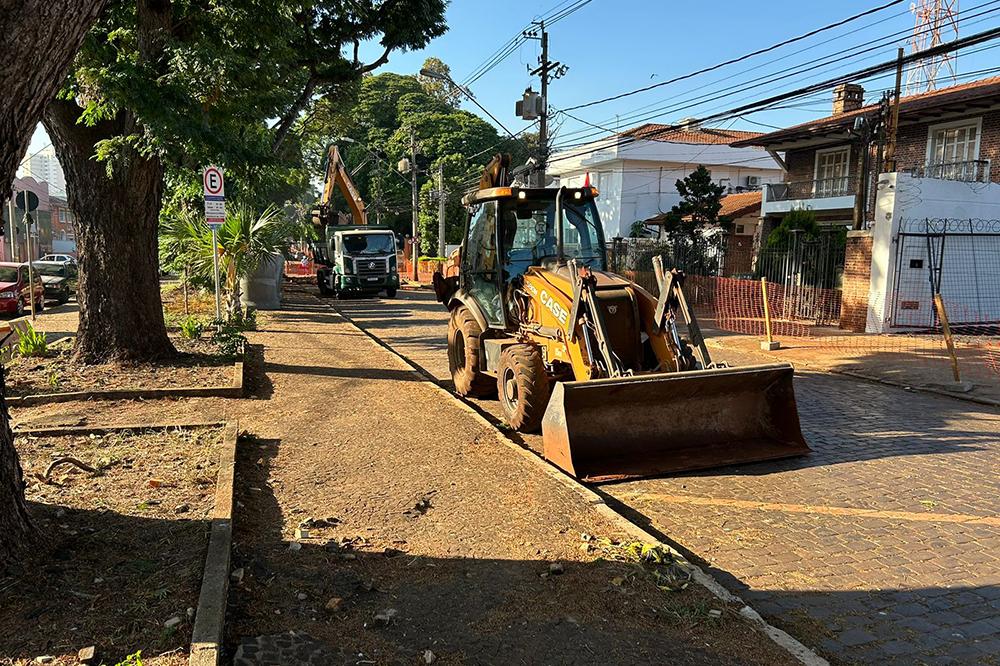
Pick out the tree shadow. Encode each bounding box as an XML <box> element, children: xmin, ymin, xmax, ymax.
<box><xmin>244</xmin><ymin>343</ymin><xmax>274</xmax><ymax>400</ymax></box>
<box><xmin>0</xmin><ymin>502</ymin><xmax>208</xmax><ymax>664</ymax></box>
<box><xmin>262</xmin><ymin>361</ymin><xmax>422</xmax><ymax>382</ymax></box>
<box><xmin>224</xmin><ymin>438</ymin><xmax>790</xmax><ymax>666</ymax></box>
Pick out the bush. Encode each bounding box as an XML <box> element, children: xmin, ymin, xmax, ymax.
<box><xmin>766</xmin><ymin>209</ymin><xmax>820</xmax><ymax>249</ymax></box>
<box><xmin>16</xmin><ymin>323</ymin><xmax>48</xmax><ymax>357</ymax></box>
<box><xmin>212</xmin><ymin>321</ymin><xmax>247</xmax><ymax>358</ymax></box>
<box><xmin>179</xmin><ymin>316</ymin><xmax>204</xmax><ymax>340</ymax></box>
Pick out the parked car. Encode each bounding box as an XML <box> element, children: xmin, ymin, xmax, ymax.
<box><xmin>32</xmin><ymin>261</ymin><xmax>76</xmax><ymax>304</ymax></box>
<box><xmin>41</xmin><ymin>253</ymin><xmax>76</xmax><ymax>264</ymax></box>
<box><xmin>0</xmin><ymin>262</ymin><xmax>44</xmax><ymax>317</ymax></box>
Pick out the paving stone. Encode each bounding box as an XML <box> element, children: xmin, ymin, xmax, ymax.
<box><xmin>835</xmin><ymin>628</ymin><xmax>877</xmax><ymax>647</ymax></box>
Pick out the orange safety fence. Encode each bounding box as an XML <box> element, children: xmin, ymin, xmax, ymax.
<box><xmin>284</xmin><ymin>259</ymin><xmax>314</xmax><ymax>277</ymax></box>
<box><xmin>614</xmin><ymin>270</ymin><xmax>999</xmax><ymax>395</ymax></box>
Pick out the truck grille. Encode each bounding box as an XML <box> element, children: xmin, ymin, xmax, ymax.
<box><xmin>356</xmin><ymin>257</ymin><xmax>388</xmax><ymax>277</ymax></box>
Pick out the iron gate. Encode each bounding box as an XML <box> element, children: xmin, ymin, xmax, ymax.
<box><xmin>891</xmin><ymin>218</ymin><xmax>1000</xmax><ymax>331</ymax></box>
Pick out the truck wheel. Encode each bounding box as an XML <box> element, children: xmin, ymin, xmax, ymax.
<box><xmin>385</xmin><ymin>288</ymin><xmax>397</xmax><ymax>298</ymax></box>
<box><xmin>317</xmin><ymin>273</ymin><xmax>330</xmax><ymax>296</ymax></box>
<box><xmin>497</xmin><ymin>344</ymin><xmax>550</xmax><ymax>433</ymax></box>
<box><xmin>448</xmin><ymin>306</ymin><xmax>495</xmax><ymax>398</ymax></box>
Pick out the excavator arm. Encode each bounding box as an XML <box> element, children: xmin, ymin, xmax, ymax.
<box><xmin>312</xmin><ymin>144</ymin><xmax>367</xmax><ymax>227</ymax></box>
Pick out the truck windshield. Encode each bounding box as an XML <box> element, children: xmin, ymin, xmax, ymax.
<box><xmin>499</xmin><ymin>197</ymin><xmax>605</xmax><ymax>279</ymax></box>
<box><xmin>342</xmin><ymin>234</ymin><xmax>395</xmax><ymax>255</ymax></box>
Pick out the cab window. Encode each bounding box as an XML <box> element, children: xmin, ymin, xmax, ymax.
<box><xmin>463</xmin><ymin>202</ymin><xmax>504</xmax><ymax>327</ymax></box>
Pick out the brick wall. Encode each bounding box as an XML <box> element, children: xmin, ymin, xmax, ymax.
<box><xmin>785</xmin><ymin>148</ymin><xmax>817</xmax><ymax>183</ymax></box>
<box><xmin>894</xmin><ymin>109</ymin><xmax>1000</xmax><ymax>184</ymax></box>
<box><xmin>839</xmin><ymin>230</ymin><xmax>873</xmax><ymax>332</ymax></box>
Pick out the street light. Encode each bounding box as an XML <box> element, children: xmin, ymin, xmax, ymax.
<box><xmin>419</xmin><ymin>69</ymin><xmax>522</xmax><ymax>143</ymax></box>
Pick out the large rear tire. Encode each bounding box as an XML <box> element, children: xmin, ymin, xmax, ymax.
<box><xmin>448</xmin><ymin>306</ymin><xmax>495</xmax><ymax>398</ymax></box>
<box><xmin>497</xmin><ymin>344</ymin><xmax>550</xmax><ymax>433</ymax></box>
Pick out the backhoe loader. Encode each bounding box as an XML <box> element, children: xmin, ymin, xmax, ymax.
<box><xmin>433</xmin><ymin>155</ymin><xmax>809</xmax><ymax>481</ymax></box>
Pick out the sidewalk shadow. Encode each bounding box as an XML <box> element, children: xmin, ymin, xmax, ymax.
<box><xmin>244</xmin><ymin>343</ymin><xmax>274</xmax><ymax>400</ymax></box>
<box><xmin>0</xmin><ymin>503</ymin><xmax>208</xmax><ymax>664</ymax></box>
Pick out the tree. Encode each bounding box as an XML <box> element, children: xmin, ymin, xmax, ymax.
<box><xmin>0</xmin><ymin>0</ymin><xmax>107</xmax><ymax>567</ymax></box>
<box><xmin>766</xmin><ymin>208</ymin><xmax>820</xmax><ymax>249</ymax></box>
<box><xmin>657</xmin><ymin>166</ymin><xmax>730</xmax><ymax>272</ymax></box>
<box><xmin>417</xmin><ymin>57</ymin><xmax>461</xmax><ymax>108</ymax></box>
<box><xmin>45</xmin><ymin>0</ymin><xmax>447</xmax><ymax>363</ymax></box>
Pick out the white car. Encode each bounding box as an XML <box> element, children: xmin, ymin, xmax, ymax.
<box><xmin>41</xmin><ymin>254</ymin><xmax>76</xmax><ymax>264</ymax></box>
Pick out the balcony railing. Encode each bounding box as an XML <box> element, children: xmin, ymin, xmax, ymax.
<box><xmin>765</xmin><ymin>175</ymin><xmax>857</xmax><ymax>202</ymax></box>
<box><xmin>908</xmin><ymin>159</ymin><xmax>991</xmax><ymax>183</ymax></box>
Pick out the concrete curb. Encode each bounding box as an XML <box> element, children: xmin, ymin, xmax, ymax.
<box><xmin>8</xmin><ymin>350</ymin><xmax>246</xmax><ymax>407</ymax></box>
<box><xmin>190</xmin><ymin>420</ymin><xmax>239</xmax><ymax>666</ymax></box>
<box><xmin>327</xmin><ymin>298</ymin><xmax>829</xmax><ymax>666</ymax></box>
<box><xmin>13</xmin><ymin>420</ymin><xmax>226</xmax><ymax>437</ymax></box>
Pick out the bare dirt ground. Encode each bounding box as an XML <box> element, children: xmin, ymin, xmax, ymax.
<box><xmin>5</xmin><ymin>286</ymin><xmax>795</xmax><ymax>665</ymax></box>
<box><xmin>5</xmin><ymin>337</ymin><xmax>233</xmax><ymax>397</ymax></box>
<box><xmin>0</xmin><ymin>427</ymin><xmax>223</xmax><ymax>665</ymax></box>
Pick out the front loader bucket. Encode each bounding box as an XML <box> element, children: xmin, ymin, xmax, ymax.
<box><xmin>541</xmin><ymin>363</ymin><xmax>809</xmax><ymax>482</ymax></box>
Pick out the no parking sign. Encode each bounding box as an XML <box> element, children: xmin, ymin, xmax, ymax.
<box><xmin>203</xmin><ymin>165</ymin><xmax>225</xmax><ymax>227</ymax></box>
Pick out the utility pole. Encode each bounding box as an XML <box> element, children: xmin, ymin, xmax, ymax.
<box><xmin>884</xmin><ymin>48</ymin><xmax>905</xmax><ymax>173</ymax></box>
<box><xmin>409</xmin><ymin>127</ymin><xmax>420</xmax><ymax>281</ymax></box>
<box><xmin>437</xmin><ymin>163</ymin><xmax>447</xmax><ymax>257</ymax></box>
<box><xmin>6</xmin><ymin>196</ymin><xmax>15</xmax><ymax>261</ymax></box>
<box><xmin>523</xmin><ymin>21</ymin><xmax>568</xmax><ymax>187</ymax></box>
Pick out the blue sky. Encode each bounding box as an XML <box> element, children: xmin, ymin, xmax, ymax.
<box><xmin>26</xmin><ymin>0</ymin><xmax>1000</xmax><ymax>157</ymax></box>
<box><xmin>361</xmin><ymin>0</ymin><xmax>1000</xmax><ymax>147</ymax></box>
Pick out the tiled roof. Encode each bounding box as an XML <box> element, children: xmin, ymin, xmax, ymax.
<box><xmin>731</xmin><ymin>76</ymin><xmax>1000</xmax><ymax>147</ymax></box>
<box><xmin>624</xmin><ymin>123</ymin><xmax>764</xmax><ymax>145</ymax></box>
<box><xmin>644</xmin><ymin>190</ymin><xmax>762</xmax><ymax>224</ymax></box>
<box><xmin>719</xmin><ymin>191</ymin><xmax>762</xmax><ymax>218</ymax></box>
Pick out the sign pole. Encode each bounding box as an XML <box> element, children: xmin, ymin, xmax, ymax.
<box><xmin>212</xmin><ymin>227</ymin><xmax>222</xmax><ymax>322</ymax></box>
<box><xmin>25</xmin><ymin>212</ymin><xmax>35</xmax><ymax>321</ymax></box>
<box><xmin>203</xmin><ymin>165</ymin><xmax>226</xmax><ymax>324</ymax></box>
<box><xmin>7</xmin><ymin>197</ymin><xmax>15</xmax><ymax>262</ymax></box>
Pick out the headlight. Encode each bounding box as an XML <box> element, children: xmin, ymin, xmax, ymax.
<box><xmin>0</xmin><ymin>291</ymin><xmax>15</xmax><ymax>299</ymax></box>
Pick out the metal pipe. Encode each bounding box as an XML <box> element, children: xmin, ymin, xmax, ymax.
<box><xmin>555</xmin><ymin>186</ymin><xmax>566</xmax><ymax>264</ymax></box>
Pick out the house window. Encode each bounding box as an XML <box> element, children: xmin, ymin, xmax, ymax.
<box><xmin>814</xmin><ymin>147</ymin><xmax>850</xmax><ymax>197</ymax></box>
<box><xmin>926</xmin><ymin>118</ymin><xmax>981</xmax><ymax>179</ymax></box>
<box><xmin>735</xmin><ymin>224</ymin><xmax>745</xmax><ymax>234</ymax></box>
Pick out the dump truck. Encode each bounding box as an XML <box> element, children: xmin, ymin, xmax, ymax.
<box><xmin>311</xmin><ymin>144</ymin><xmax>399</xmax><ymax>298</ymax></box>
<box><xmin>433</xmin><ymin>155</ymin><xmax>809</xmax><ymax>481</ymax></box>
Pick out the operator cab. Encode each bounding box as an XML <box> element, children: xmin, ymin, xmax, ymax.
<box><xmin>459</xmin><ymin>186</ymin><xmax>606</xmax><ymax>328</ymax></box>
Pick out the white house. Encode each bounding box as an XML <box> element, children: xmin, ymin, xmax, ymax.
<box><xmin>548</xmin><ymin>121</ymin><xmax>784</xmax><ymax>238</ymax></box>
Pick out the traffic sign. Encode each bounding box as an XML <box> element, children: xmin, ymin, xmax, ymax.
<box><xmin>15</xmin><ymin>190</ymin><xmax>39</xmax><ymax>212</ymax></box>
<box><xmin>203</xmin><ymin>165</ymin><xmax>225</xmax><ymax>227</ymax></box>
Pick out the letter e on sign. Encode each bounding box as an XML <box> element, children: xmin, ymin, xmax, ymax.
<box><xmin>203</xmin><ymin>166</ymin><xmax>225</xmax><ymax>197</ymax></box>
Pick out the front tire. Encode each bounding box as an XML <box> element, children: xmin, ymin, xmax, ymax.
<box><xmin>15</xmin><ymin>298</ymin><xmax>24</xmax><ymax>318</ymax></box>
<box><xmin>385</xmin><ymin>287</ymin><xmax>397</xmax><ymax>298</ymax></box>
<box><xmin>497</xmin><ymin>344</ymin><xmax>551</xmax><ymax>433</ymax></box>
<box><xmin>448</xmin><ymin>306</ymin><xmax>495</xmax><ymax>398</ymax></box>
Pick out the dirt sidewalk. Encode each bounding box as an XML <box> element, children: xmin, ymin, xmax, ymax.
<box><xmin>222</xmin><ymin>288</ymin><xmax>796</xmax><ymax>665</ymax></box>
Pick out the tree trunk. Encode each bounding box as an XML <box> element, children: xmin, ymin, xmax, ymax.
<box><xmin>0</xmin><ymin>0</ymin><xmax>107</xmax><ymax>568</ymax></box>
<box><xmin>44</xmin><ymin>99</ymin><xmax>175</xmax><ymax>363</ymax></box>
<box><xmin>0</xmin><ymin>367</ymin><xmax>31</xmax><ymax>566</ymax></box>
<box><xmin>0</xmin><ymin>0</ymin><xmax>106</xmax><ymax>189</ymax></box>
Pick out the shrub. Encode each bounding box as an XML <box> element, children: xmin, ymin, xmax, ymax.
<box><xmin>16</xmin><ymin>323</ymin><xmax>48</xmax><ymax>357</ymax></box>
<box><xmin>212</xmin><ymin>321</ymin><xmax>247</xmax><ymax>358</ymax></box>
<box><xmin>179</xmin><ymin>316</ymin><xmax>204</xmax><ymax>340</ymax></box>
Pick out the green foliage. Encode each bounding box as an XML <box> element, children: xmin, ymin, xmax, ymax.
<box><xmin>179</xmin><ymin>316</ymin><xmax>204</xmax><ymax>340</ymax></box>
<box><xmin>229</xmin><ymin>307</ymin><xmax>257</xmax><ymax>332</ymax></box>
<box><xmin>658</xmin><ymin>166</ymin><xmax>730</xmax><ymax>240</ymax></box>
<box><xmin>113</xmin><ymin>652</ymin><xmax>143</xmax><ymax>666</ymax></box>
<box><xmin>46</xmin><ymin>369</ymin><xmax>60</xmax><ymax>389</ymax></box>
<box><xmin>766</xmin><ymin>209</ymin><xmax>821</xmax><ymax>249</ymax></box>
<box><xmin>212</xmin><ymin>321</ymin><xmax>248</xmax><ymax>358</ymax></box>
<box><xmin>16</xmin><ymin>323</ymin><xmax>48</xmax><ymax>357</ymax></box>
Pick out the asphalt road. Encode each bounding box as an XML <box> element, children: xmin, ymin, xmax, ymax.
<box><xmin>331</xmin><ymin>287</ymin><xmax>1000</xmax><ymax>665</ymax></box>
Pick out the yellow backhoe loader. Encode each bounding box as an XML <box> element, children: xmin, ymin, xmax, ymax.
<box><xmin>433</xmin><ymin>155</ymin><xmax>809</xmax><ymax>481</ymax></box>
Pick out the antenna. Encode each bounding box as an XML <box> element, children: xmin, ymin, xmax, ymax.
<box><xmin>906</xmin><ymin>0</ymin><xmax>960</xmax><ymax>94</ymax></box>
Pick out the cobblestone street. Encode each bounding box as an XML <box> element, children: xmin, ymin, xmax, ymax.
<box><xmin>335</xmin><ymin>289</ymin><xmax>1000</xmax><ymax>665</ymax></box>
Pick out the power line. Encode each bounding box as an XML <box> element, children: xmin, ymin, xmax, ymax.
<box><xmin>560</xmin><ymin>0</ymin><xmax>909</xmax><ymax>113</ymax></box>
<box><xmin>546</xmin><ymin>25</ymin><xmax>1000</xmax><ymax>167</ymax></box>
<box><xmin>551</xmin><ymin>0</ymin><xmax>1000</xmax><ymax>147</ymax></box>
<box><xmin>549</xmin><ymin>3</ymin><xmax>1000</xmax><ymax>151</ymax></box>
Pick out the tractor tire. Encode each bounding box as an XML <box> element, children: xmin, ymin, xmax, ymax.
<box><xmin>497</xmin><ymin>344</ymin><xmax>550</xmax><ymax>433</ymax></box>
<box><xmin>448</xmin><ymin>306</ymin><xmax>495</xmax><ymax>398</ymax></box>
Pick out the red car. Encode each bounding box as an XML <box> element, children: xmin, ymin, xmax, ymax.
<box><xmin>0</xmin><ymin>262</ymin><xmax>45</xmax><ymax>317</ymax></box>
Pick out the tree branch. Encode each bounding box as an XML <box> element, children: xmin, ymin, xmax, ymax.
<box><xmin>359</xmin><ymin>45</ymin><xmax>392</xmax><ymax>74</ymax></box>
<box><xmin>271</xmin><ymin>76</ymin><xmax>318</xmax><ymax>153</ymax></box>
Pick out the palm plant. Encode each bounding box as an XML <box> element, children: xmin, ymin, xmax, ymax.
<box><xmin>161</xmin><ymin>201</ymin><xmax>290</xmax><ymax>320</ymax></box>
<box><xmin>159</xmin><ymin>208</ymin><xmax>205</xmax><ymax>315</ymax></box>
